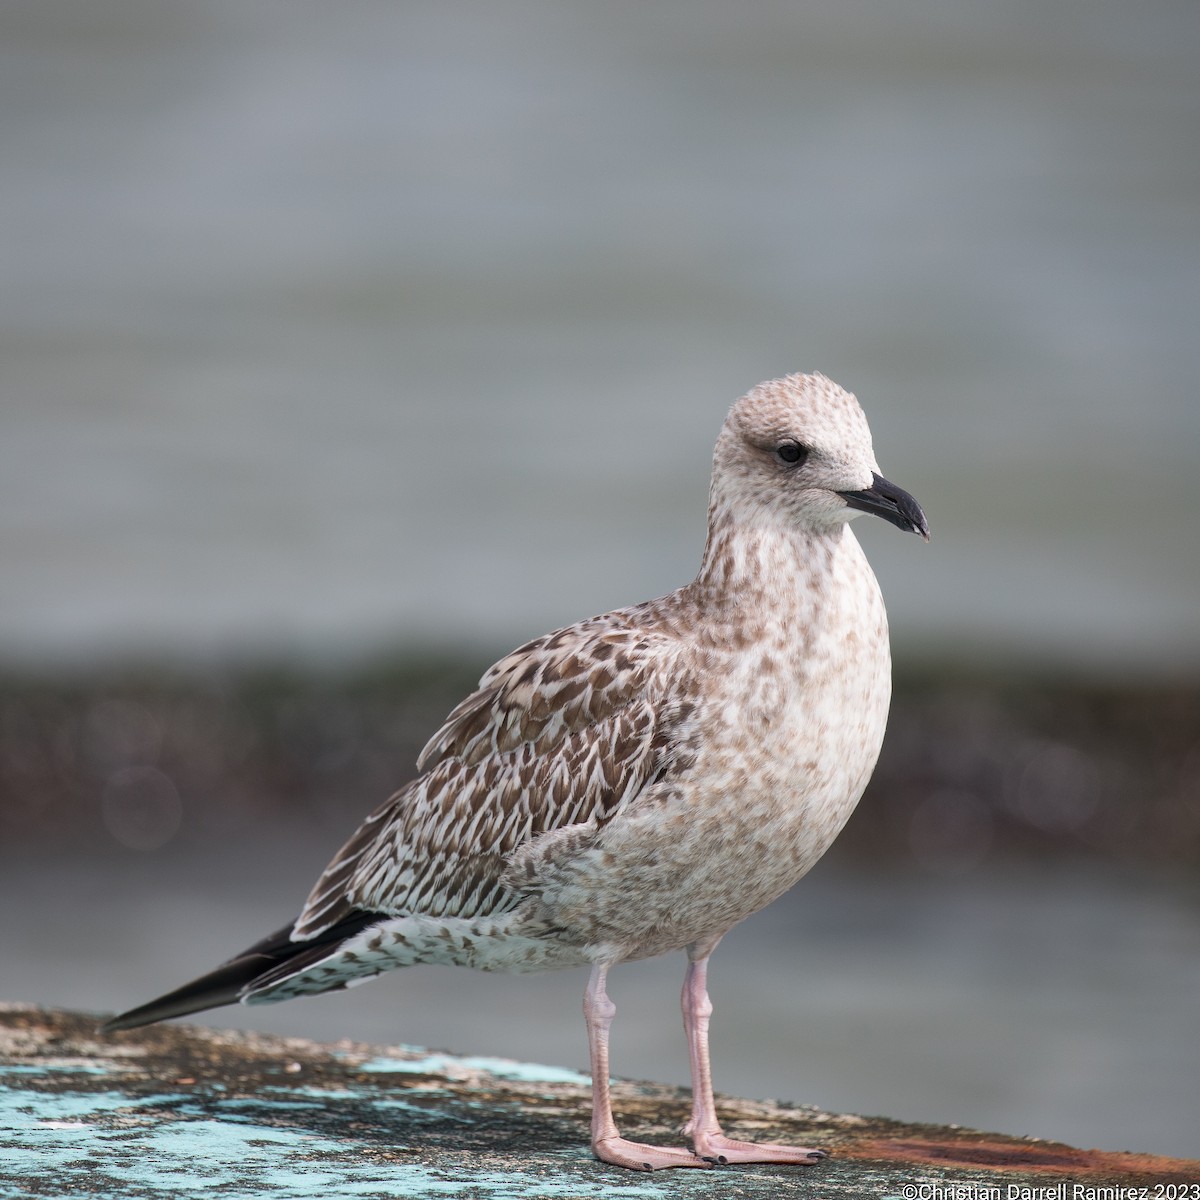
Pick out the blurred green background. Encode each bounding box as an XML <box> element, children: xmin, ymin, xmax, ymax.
<box><xmin>2</xmin><ymin>0</ymin><xmax>1197</xmax><ymax>1160</ymax></box>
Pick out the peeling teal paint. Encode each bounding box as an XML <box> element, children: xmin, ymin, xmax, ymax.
<box><xmin>368</xmin><ymin>1097</ymin><xmax>471</xmax><ymax>1119</ymax></box>
<box><xmin>359</xmin><ymin>1053</ymin><xmax>590</xmax><ymax>1087</ymax></box>
<box><xmin>260</xmin><ymin>1083</ymin><xmax>448</xmax><ymax>1117</ymax></box>
<box><xmin>2</xmin><ymin>1084</ymin><xmax>142</xmax><ymax>1122</ymax></box>
<box><xmin>191</xmin><ymin>1096</ymin><xmax>325</xmax><ymax>1112</ymax></box>
<box><xmin>0</xmin><ymin>1062</ymin><xmax>112</xmax><ymax>1076</ymax></box>
<box><xmin>0</xmin><ymin>1081</ymin><xmax>667</xmax><ymax>1200</ymax></box>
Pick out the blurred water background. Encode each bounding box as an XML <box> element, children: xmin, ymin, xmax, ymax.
<box><xmin>2</xmin><ymin>0</ymin><xmax>1198</xmax><ymax>1161</ymax></box>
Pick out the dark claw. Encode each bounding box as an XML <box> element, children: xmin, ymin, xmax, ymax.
<box><xmin>806</xmin><ymin>1150</ymin><xmax>828</xmax><ymax>1160</ymax></box>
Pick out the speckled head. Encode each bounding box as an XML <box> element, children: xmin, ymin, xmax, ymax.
<box><xmin>711</xmin><ymin>373</ymin><xmax>928</xmax><ymax>540</ymax></box>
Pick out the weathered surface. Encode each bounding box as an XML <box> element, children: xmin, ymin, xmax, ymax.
<box><xmin>1</xmin><ymin>1005</ymin><xmax>1195</xmax><ymax>1199</ymax></box>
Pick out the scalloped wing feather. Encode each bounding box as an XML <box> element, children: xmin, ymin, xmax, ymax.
<box><xmin>415</xmin><ymin>621</ymin><xmax>656</xmax><ymax>771</ymax></box>
<box><xmin>291</xmin><ymin>616</ymin><xmax>684</xmax><ymax>941</ymax></box>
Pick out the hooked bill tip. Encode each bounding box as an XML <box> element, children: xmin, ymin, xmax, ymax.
<box><xmin>839</xmin><ymin>472</ymin><xmax>929</xmax><ymax>540</ymax></box>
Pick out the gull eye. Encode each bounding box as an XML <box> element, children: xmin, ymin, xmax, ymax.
<box><xmin>775</xmin><ymin>442</ymin><xmax>809</xmax><ymax>466</ymax></box>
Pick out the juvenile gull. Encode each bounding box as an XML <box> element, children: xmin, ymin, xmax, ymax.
<box><xmin>102</xmin><ymin>372</ymin><xmax>928</xmax><ymax>1172</ymax></box>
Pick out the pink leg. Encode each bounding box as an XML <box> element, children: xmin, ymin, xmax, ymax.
<box><xmin>584</xmin><ymin>963</ymin><xmax>711</xmax><ymax>1171</ymax></box>
<box><xmin>681</xmin><ymin>949</ymin><xmax>827</xmax><ymax>1166</ymax></box>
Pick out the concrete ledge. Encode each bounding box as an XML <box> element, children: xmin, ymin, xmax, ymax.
<box><xmin>2</xmin><ymin>1004</ymin><xmax>1195</xmax><ymax>1199</ymax></box>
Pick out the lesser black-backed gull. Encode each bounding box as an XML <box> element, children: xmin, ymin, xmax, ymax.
<box><xmin>102</xmin><ymin>372</ymin><xmax>929</xmax><ymax>1171</ymax></box>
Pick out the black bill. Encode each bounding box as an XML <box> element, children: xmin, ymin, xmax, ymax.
<box><xmin>838</xmin><ymin>472</ymin><xmax>930</xmax><ymax>540</ymax></box>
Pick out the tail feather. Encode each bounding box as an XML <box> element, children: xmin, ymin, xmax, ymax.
<box><xmin>99</xmin><ymin>911</ymin><xmax>388</xmax><ymax>1034</ymax></box>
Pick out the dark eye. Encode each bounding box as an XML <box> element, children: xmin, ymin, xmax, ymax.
<box><xmin>775</xmin><ymin>442</ymin><xmax>809</xmax><ymax>466</ymax></box>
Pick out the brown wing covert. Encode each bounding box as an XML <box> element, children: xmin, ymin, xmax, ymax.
<box><xmin>291</xmin><ymin>617</ymin><xmax>685</xmax><ymax>941</ymax></box>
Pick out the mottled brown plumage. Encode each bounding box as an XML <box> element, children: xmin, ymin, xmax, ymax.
<box><xmin>102</xmin><ymin>372</ymin><xmax>928</xmax><ymax>1172</ymax></box>
<box><xmin>293</xmin><ymin>614</ymin><xmax>683</xmax><ymax>939</ymax></box>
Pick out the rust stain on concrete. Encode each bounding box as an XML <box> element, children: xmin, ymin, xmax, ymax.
<box><xmin>849</xmin><ymin>1135</ymin><xmax>1199</xmax><ymax>1181</ymax></box>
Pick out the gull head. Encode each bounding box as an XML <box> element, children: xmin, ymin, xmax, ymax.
<box><xmin>711</xmin><ymin>372</ymin><xmax>929</xmax><ymax>540</ymax></box>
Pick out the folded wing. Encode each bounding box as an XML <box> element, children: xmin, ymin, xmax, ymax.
<box><xmin>291</xmin><ymin>612</ymin><xmax>690</xmax><ymax>941</ymax></box>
